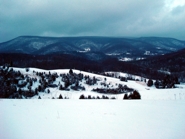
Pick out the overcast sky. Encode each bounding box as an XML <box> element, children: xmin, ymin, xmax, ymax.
<box><xmin>0</xmin><ymin>0</ymin><xmax>185</xmax><ymax>42</ymax></box>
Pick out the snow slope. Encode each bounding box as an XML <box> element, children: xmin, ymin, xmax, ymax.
<box><xmin>1</xmin><ymin>100</ymin><xmax>185</xmax><ymax>139</ymax></box>
<box><xmin>12</xmin><ymin>67</ymin><xmax>185</xmax><ymax>100</ymax></box>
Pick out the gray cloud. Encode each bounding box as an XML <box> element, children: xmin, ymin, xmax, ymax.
<box><xmin>0</xmin><ymin>0</ymin><xmax>185</xmax><ymax>42</ymax></box>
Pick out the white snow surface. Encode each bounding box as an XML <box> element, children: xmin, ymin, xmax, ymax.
<box><xmin>1</xmin><ymin>67</ymin><xmax>185</xmax><ymax>139</ymax></box>
<box><xmin>119</xmin><ymin>57</ymin><xmax>133</xmax><ymax>61</ymax></box>
<box><xmin>29</xmin><ymin>41</ymin><xmax>55</xmax><ymax>50</ymax></box>
<box><xmin>1</xmin><ymin>100</ymin><xmax>185</xmax><ymax>139</ymax></box>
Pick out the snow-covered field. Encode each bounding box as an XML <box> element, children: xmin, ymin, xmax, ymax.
<box><xmin>1</xmin><ymin>67</ymin><xmax>185</xmax><ymax>139</ymax></box>
<box><xmin>1</xmin><ymin>100</ymin><xmax>185</xmax><ymax>139</ymax></box>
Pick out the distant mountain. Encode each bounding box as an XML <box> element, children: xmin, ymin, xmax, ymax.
<box><xmin>132</xmin><ymin>48</ymin><xmax>185</xmax><ymax>71</ymax></box>
<box><xmin>0</xmin><ymin>36</ymin><xmax>185</xmax><ymax>59</ymax></box>
<box><xmin>1</xmin><ymin>36</ymin><xmax>185</xmax><ymax>80</ymax></box>
<box><xmin>129</xmin><ymin>48</ymin><xmax>185</xmax><ymax>81</ymax></box>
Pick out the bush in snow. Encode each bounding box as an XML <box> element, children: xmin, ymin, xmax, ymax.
<box><xmin>25</xmin><ymin>68</ymin><xmax>29</xmax><ymax>72</ymax></box>
<box><xmin>17</xmin><ymin>80</ymin><xmax>27</xmax><ymax>88</ymax></box>
<box><xmin>88</xmin><ymin>95</ymin><xmax>92</xmax><ymax>99</ymax></box>
<box><xmin>22</xmin><ymin>89</ymin><xmax>35</xmax><ymax>98</ymax></box>
<box><xmin>128</xmin><ymin>90</ymin><xmax>141</xmax><ymax>99</ymax></box>
<box><xmin>154</xmin><ymin>80</ymin><xmax>160</xmax><ymax>88</ymax></box>
<box><xmin>71</xmin><ymin>85</ymin><xmax>78</xmax><ymax>91</ymax></box>
<box><xmin>147</xmin><ymin>79</ymin><xmax>153</xmax><ymax>87</ymax></box>
<box><xmin>96</xmin><ymin>96</ymin><xmax>100</xmax><ymax>99</ymax></box>
<box><xmin>92</xmin><ymin>85</ymin><xmax>133</xmax><ymax>94</ymax></box>
<box><xmin>111</xmin><ymin>97</ymin><xmax>116</xmax><ymax>99</ymax></box>
<box><xmin>79</xmin><ymin>94</ymin><xmax>85</xmax><ymax>99</ymax></box>
<box><xmin>59</xmin><ymin>85</ymin><xmax>65</xmax><ymax>90</ymax></box>
<box><xmin>102</xmin><ymin>95</ymin><xmax>109</xmax><ymax>99</ymax></box>
<box><xmin>120</xmin><ymin>77</ymin><xmax>127</xmax><ymax>82</ymax></box>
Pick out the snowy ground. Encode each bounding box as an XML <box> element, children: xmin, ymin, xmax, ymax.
<box><xmin>1</xmin><ymin>67</ymin><xmax>185</xmax><ymax>138</ymax></box>
<box><xmin>1</xmin><ymin>100</ymin><xmax>185</xmax><ymax>139</ymax></box>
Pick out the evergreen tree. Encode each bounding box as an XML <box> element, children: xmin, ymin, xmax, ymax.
<box><xmin>132</xmin><ymin>90</ymin><xmax>141</xmax><ymax>99</ymax></box>
<box><xmin>59</xmin><ymin>85</ymin><xmax>64</xmax><ymax>90</ymax></box>
<box><xmin>58</xmin><ymin>94</ymin><xmax>63</xmax><ymax>99</ymax></box>
<box><xmin>69</xmin><ymin>69</ymin><xmax>73</xmax><ymax>75</ymax></box>
<box><xmin>47</xmin><ymin>89</ymin><xmax>50</xmax><ymax>93</ymax></box>
<box><xmin>64</xmin><ymin>77</ymin><xmax>70</xmax><ymax>88</ymax></box>
<box><xmin>35</xmin><ymin>88</ymin><xmax>38</xmax><ymax>95</ymax></box>
<box><xmin>38</xmin><ymin>85</ymin><xmax>41</xmax><ymax>92</ymax></box>
<box><xmin>123</xmin><ymin>93</ymin><xmax>128</xmax><ymax>99</ymax></box>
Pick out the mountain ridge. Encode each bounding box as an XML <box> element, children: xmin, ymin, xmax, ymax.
<box><xmin>1</xmin><ymin>36</ymin><xmax>185</xmax><ymax>57</ymax></box>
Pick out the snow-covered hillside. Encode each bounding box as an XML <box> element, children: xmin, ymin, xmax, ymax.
<box><xmin>21</xmin><ymin>68</ymin><xmax>185</xmax><ymax>100</ymax></box>
<box><xmin>0</xmin><ymin>67</ymin><xmax>184</xmax><ymax>100</ymax></box>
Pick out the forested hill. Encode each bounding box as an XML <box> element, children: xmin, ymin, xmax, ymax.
<box><xmin>0</xmin><ymin>36</ymin><xmax>185</xmax><ymax>56</ymax></box>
